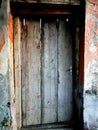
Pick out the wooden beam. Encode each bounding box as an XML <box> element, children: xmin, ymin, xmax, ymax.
<box><xmin>10</xmin><ymin>2</ymin><xmax>80</xmax><ymax>17</ymax></box>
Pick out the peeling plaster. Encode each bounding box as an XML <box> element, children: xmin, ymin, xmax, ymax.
<box><xmin>84</xmin><ymin>95</ymin><xmax>98</xmax><ymax>129</ymax></box>
<box><xmin>0</xmin><ymin>0</ymin><xmax>11</xmax><ymax>129</ymax></box>
<box><xmin>0</xmin><ymin>27</ymin><xmax>9</xmax><ymax>75</ymax></box>
<box><xmin>84</xmin><ymin>1</ymin><xmax>98</xmax><ymax>130</ymax></box>
<box><xmin>0</xmin><ymin>48</ymin><xmax>8</xmax><ymax>75</ymax></box>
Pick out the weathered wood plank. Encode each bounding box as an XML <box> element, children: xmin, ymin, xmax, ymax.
<box><xmin>21</xmin><ymin>20</ymin><xmax>27</xmax><ymax>126</ymax></box>
<box><xmin>21</xmin><ymin>20</ymin><xmax>41</xmax><ymax>126</ymax></box>
<box><xmin>58</xmin><ymin>20</ymin><xmax>73</xmax><ymax>121</ymax></box>
<box><xmin>21</xmin><ymin>18</ymin><xmax>74</xmax><ymax>127</ymax></box>
<box><xmin>13</xmin><ymin>17</ymin><xmax>22</xmax><ymax>128</ymax></box>
<box><xmin>10</xmin><ymin>0</ymin><xmax>80</xmax><ymax>5</ymax></box>
<box><xmin>42</xmin><ymin>20</ymin><xmax>58</xmax><ymax>123</ymax></box>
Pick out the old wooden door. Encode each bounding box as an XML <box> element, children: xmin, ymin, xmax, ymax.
<box><xmin>21</xmin><ymin>17</ymin><xmax>74</xmax><ymax>130</ymax></box>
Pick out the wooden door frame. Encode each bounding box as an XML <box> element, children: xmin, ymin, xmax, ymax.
<box><xmin>10</xmin><ymin>2</ymin><xmax>80</xmax><ymax>17</ymax></box>
<box><xmin>10</xmin><ymin>1</ymin><xmax>84</xmax><ymax>129</ymax></box>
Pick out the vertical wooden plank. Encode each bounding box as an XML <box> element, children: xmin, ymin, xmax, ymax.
<box><xmin>58</xmin><ymin>20</ymin><xmax>73</xmax><ymax>121</ymax></box>
<box><xmin>14</xmin><ymin>17</ymin><xmax>22</xmax><ymax>128</ymax></box>
<box><xmin>9</xmin><ymin>14</ymin><xmax>17</xmax><ymax>130</ymax></box>
<box><xmin>42</xmin><ymin>20</ymin><xmax>58</xmax><ymax>123</ymax></box>
<box><xmin>28</xmin><ymin>21</ymin><xmax>41</xmax><ymax>125</ymax></box>
<box><xmin>21</xmin><ymin>20</ymin><xmax>27</xmax><ymax>126</ymax></box>
<box><xmin>21</xmin><ymin>20</ymin><xmax>41</xmax><ymax>126</ymax></box>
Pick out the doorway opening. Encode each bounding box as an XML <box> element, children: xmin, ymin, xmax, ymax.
<box><xmin>11</xmin><ymin>2</ymin><xmax>84</xmax><ymax>130</ymax></box>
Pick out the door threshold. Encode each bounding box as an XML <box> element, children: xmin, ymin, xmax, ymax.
<box><xmin>21</xmin><ymin>121</ymin><xmax>74</xmax><ymax>130</ymax></box>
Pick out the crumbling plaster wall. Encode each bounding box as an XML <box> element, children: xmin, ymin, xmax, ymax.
<box><xmin>84</xmin><ymin>1</ymin><xmax>98</xmax><ymax>130</ymax></box>
<box><xmin>0</xmin><ymin>0</ymin><xmax>10</xmax><ymax>126</ymax></box>
<box><xmin>0</xmin><ymin>0</ymin><xmax>17</xmax><ymax>129</ymax></box>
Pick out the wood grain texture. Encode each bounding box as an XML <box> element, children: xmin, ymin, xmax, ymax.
<box><xmin>42</xmin><ymin>20</ymin><xmax>58</xmax><ymax>123</ymax></box>
<box><xmin>21</xmin><ymin>20</ymin><xmax>41</xmax><ymax>126</ymax></box>
<box><xmin>21</xmin><ymin>18</ymin><xmax>73</xmax><ymax>128</ymax></box>
<box><xmin>58</xmin><ymin>20</ymin><xmax>73</xmax><ymax>121</ymax></box>
<box><xmin>13</xmin><ymin>17</ymin><xmax>22</xmax><ymax>128</ymax></box>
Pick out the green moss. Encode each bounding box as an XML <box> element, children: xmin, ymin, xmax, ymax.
<box><xmin>1</xmin><ymin>117</ymin><xmax>8</xmax><ymax>127</ymax></box>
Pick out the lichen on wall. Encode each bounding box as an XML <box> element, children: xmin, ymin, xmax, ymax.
<box><xmin>84</xmin><ymin>1</ymin><xmax>98</xmax><ymax>130</ymax></box>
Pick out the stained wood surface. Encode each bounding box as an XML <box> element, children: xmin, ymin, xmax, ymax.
<box><xmin>10</xmin><ymin>0</ymin><xmax>80</xmax><ymax>5</ymax></box>
<box><xmin>58</xmin><ymin>20</ymin><xmax>73</xmax><ymax>121</ymax></box>
<box><xmin>21</xmin><ymin>18</ymin><xmax>73</xmax><ymax>128</ymax></box>
<box><xmin>42</xmin><ymin>20</ymin><xmax>58</xmax><ymax>123</ymax></box>
<box><xmin>21</xmin><ymin>20</ymin><xmax>41</xmax><ymax>126</ymax></box>
<box><xmin>14</xmin><ymin>17</ymin><xmax>22</xmax><ymax>128</ymax></box>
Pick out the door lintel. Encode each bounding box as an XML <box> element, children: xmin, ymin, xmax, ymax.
<box><xmin>10</xmin><ymin>1</ymin><xmax>81</xmax><ymax>17</ymax></box>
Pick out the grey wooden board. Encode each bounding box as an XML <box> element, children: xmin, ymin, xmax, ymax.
<box><xmin>21</xmin><ymin>19</ymin><xmax>73</xmax><ymax>127</ymax></box>
<box><xmin>21</xmin><ymin>20</ymin><xmax>41</xmax><ymax>126</ymax></box>
<box><xmin>58</xmin><ymin>20</ymin><xmax>73</xmax><ymax>122</ymax></box>
<box><xmin>42</xmin><ymin>21</ymin><xmax>58</xmax><ymax>123</ymax></box>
